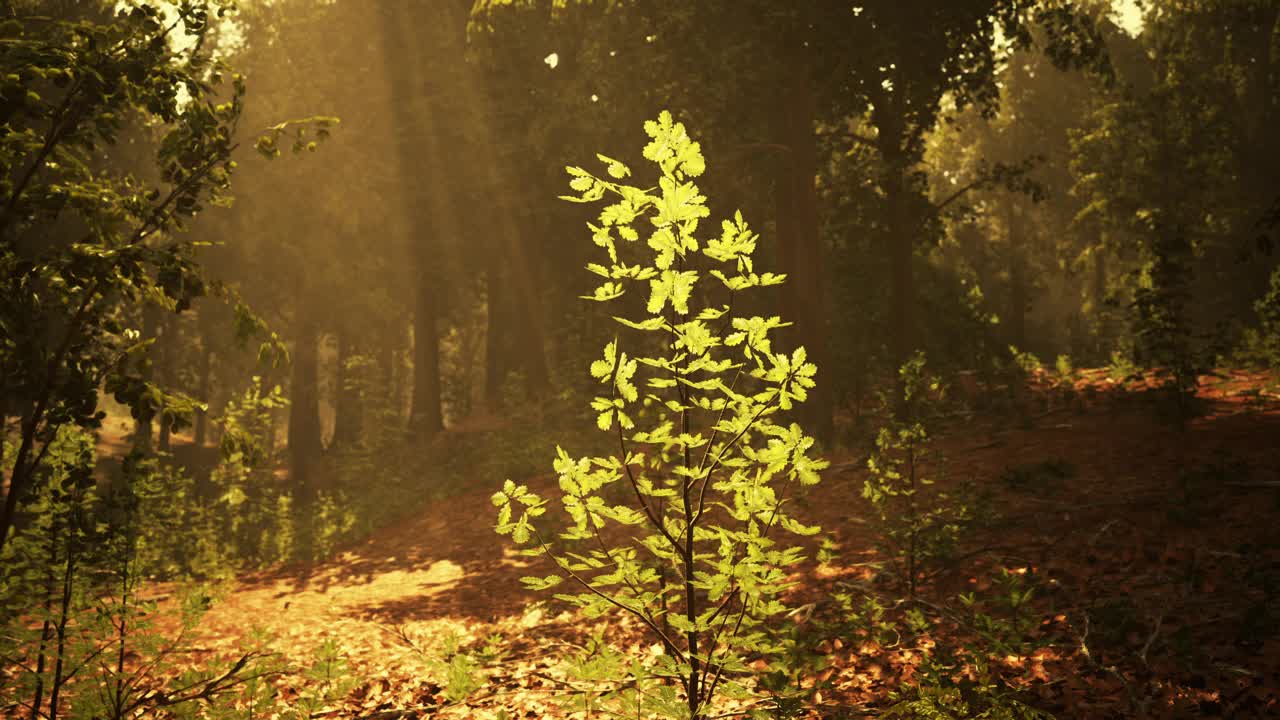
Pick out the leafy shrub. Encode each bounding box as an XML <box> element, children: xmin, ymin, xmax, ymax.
<box><xmin>1053</xmin><ymin>354</ymin><xmax>1073</xmax><ymax>382</ymax></box>
<box><xmin>1131</xmin><ymin>255</ymin><xmax>1214</xmax><ymax>417</ymax></box>
<box><xmin>492</xmin><ymin>111</ymin><xmax>828</xmax><ymax>719</ymax></box>
<box><xmin>864</xmin><ymin>353</ymin><xmax>969</xmax><ymax>597</ymax></box>
<box><xmin>0</xmin><ymin>426</ymin><xmax>277</xmax><ymax>719</ymax></box>
<box><xmin>1106</xmin><ymin>348</ymin><xmax>1139</xmax><ymax>383</ymax></box>
<box><xmin>890</xmin><ymin>571</ymin><xmax>1050</xmax><ymax>719</ymax></box>
<box><xmin>885</xmin><ymin>658</ymin><xmax>1050</xmax><ymax>720</ymax></box>
<box><xmin>1008</xmin><ymin>347</ymin><xmax>1043</xmax><ymax>377</ymax></box>
<box><xmin>209</xmin><ymin>379</ymin><xmax>297</xmax><ymax>566</ymax></box>
<box><xmin>813</xmin><ymin>576</ymin><xmax>1052</xmax><ymax>720</ymax></box>
<box><xmin>1239</xmin><ymin>265</ymin><xmax>1280</xmax><ymax>377</ymax></box>
<box><xmin>290</xmin><ymin>638</ymin><xmax>359</xmax><ymax>718</ymax></box>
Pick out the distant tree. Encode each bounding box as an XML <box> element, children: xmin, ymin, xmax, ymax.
<box><xmin>1071</xmin><ymin>0</ymin><xmax>1277</xmax><ymax>410</ymax></box>
<box><xmin>831</xmin><ymin>0</ymin><xmax>1062</xmax><ymax>375</ymax></box>
<box><xmin>925</xmin><ymin>18</ymin><xmax>1108</xmax><ymax>361</ymax></box>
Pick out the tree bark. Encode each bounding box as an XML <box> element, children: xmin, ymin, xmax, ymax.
<box><xmin>408</xmin><ymin>282</ymin><xmax>444</xmax><ymax>435</ymax></box>
<box><xmin>869</xmin><ymin>84</ymin><xmax>918</xmax><ymax>377</ymax></box>
<box><xmin>1007</xmin><ymin>198</ymin><xmax>1027</xmax><ymax>350</ymax></box>
<box><xmin>484</xmin><ymin>252</ymin><xmax>508</xmax><ymax>410</ymax></box>
<box><xmin>288</xmin><ymin>315</ymin><xmax>322</xmax><ymax>561</ymax></box>
<box><xmin>774</xmin><ymin>64</ymin><xmax>833</xmax><ymax>443</ymax></box>
<box><xmin>331</xmin><ymin>330</ymin><xmax>362</xmax><ymax>447</ymax></box>
<box><xmin>382</xmin><ymin>333</ymin><xmax>401</xmax><ymax>422</ymax></box>
<box><xmin>881</xmin><ymin>138</ymin><xmax>915</xmax><ymax>370</ymax></box>
<box><xmin>512</xmin><ymin>237</ymin><xmax>551</xmax><ymax>399</ymax></box>
<box><xmin>376</xmin><ymin>2</ymin><xmax>452</xmax><ymax>438</ymax></box>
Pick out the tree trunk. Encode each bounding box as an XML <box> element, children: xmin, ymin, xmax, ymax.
<box><xmin>1007</xmin><ymin>198</ymin><xmax>1027</xmax><ymax>350</ymax></box>
<box><xmin>331</xmin><ymin>330</ymin><xmax>362</xmax><ymax>447</ymax></box>
<box><xmin>888</xmin><ymin>205</ymin><xmax>915</xmax><ymax>361</ymax></box>
<box><xmin>484</xmin><ymin>253</ymin><xmax>508</xmax><ymax>410</ymax></box>
<box><xmin>1092</xmin><ymin>233</ymin><xmax>1109</xmax><ymax>360</ymax></box>
<box><xmin>774</xmin><ymin>64</ymin><xmax>833</xmax><ymax>443</ymax></box>
<box><xmin>514</xmin><ymin>241</ymin><xmax>551</xmax><ymax>399</ymax></box>
<box><xmin>377</xmin><ymin>3</ymin><xmax>450</xmax><ymax>437</ymax></box>
<box><xmin>884</xmin><ymin>148</ymin><xmax>915</xmax><ymax>369</ymax></box>
<box><xmin>489</xmin><ymin>200</ymin><xmax>550</xmax><ymax>402</ymax></box>
<box><xmin>871</xmin><ymin>91</ymin><xmax>917</xmax><ymax>380</ymax></box>
<box><xmin>288</xmin><ymin>316</ymin><xmax>322</xmax><ymax>562</ymax></box>
<box><xmin>409</xmin><ymin>281</ymin><xmax>444</xmax><ymax>436</ymax></box>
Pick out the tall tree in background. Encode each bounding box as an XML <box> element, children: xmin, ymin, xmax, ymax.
<box><xmin>837</xmin><ymin>1</ymin><xmax>1035</xmax><ymax>372</ymax></box>
<box><xmin>925</xmin><ymin>22</ymin><xmax>1103</xmax><ymax>359</ymax></box>
<box><xmin>1071</xmin><ymin>0</ymin><xmax>1278</xmax><ymax>405</ymax></box>
<box><xmin>377</xmin><ymin>2</ymin><xmax>451</xmax><ymax>437</ymax></box>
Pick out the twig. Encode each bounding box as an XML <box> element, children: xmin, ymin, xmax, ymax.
<box><xmin>1138</xmin><ymin>613</ymin><xmax>1163</xmax><ymax>668</ymax></box>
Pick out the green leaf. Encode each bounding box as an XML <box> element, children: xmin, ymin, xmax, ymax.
<box><xmin>597</xmin><ymin>153</ymin><xmax>631</xmax><ymax>179</ymax></box>
<box><xmin>647</xmin><ymin>270</ymin><xmax>698</xmax><ymax>315</ymax></box>
<box><xmin>613</xmin><ymin>316</ymin><xmax>665</xmax><ymax>331</ymax></box>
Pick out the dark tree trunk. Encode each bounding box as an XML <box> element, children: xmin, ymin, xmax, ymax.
<box><xmin>871</xmin><ymin>92</ymin><xmax>922</xmax><ymax>420</ymax></box>
<box><xmin>1236</xmin><ymin>4</ymin><xmax>1278</xmax><ymax>183</ymax></box>
<box><xmin>491</xmin><ymin>202</ymin><xmax>550</xmax><ymax>402</ymax></box>
<box><xmin>1007</xmin><ymin>199</ymin><xmax>1027</xmax><ymax>350</ymax></box>
<box><xmin>883</xmin><ymin>145</ymin><xmax>915</xmax><ymax>370</ymax></box>
<box><xmin>513</xmin><ymin>244</ymin><xmax>551</xmax><ymax>399</ymax></box>
<box><xmin>409</xmin><ymin>281</ymin><xmax>444</xmax><ymax>435</ymax></box>
<box><xmin>484</xmin><ymin>253</ymin><xmax>508</xmax><ymax>410</ymax></box>
<box><xmin>288</xmin><ymin>316</ymin><xmax>323</xmax><ymax>561</ymax></box>
<box><xmin>774</xmin><ymin>62</ymin><xmax>832</xmax><ymax>443</ymax></box>
<box><xmin>1094</xmin><ymin>240</ymin><xmax>1108</xmax><ymax>311</ymax></box>
<box><xmin>871</xmin><ymin>89</ymin><xmax>917</xmax><ymax>378</ymax></box>
<box><xmin>331</xmin><ymin>330</ymin><xmax>362</xmax><ymax>447</ymax></box>
<box><xmin>0</xmin><ymin>396</ymin><xmax>7</xmax><ymax>479</ymax></box>
<box><xmin>377</xmin><ymin>2</ymin><xmax>449</xmax><ymax>438</ymax></box>
<box><xmin>888</xmin><ymin>202</ymin><xmax>915</xmax><ymax>361</ymax></box>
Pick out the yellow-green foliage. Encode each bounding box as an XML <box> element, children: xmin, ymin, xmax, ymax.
<box><xmin>492</xmin><ymin>111</ymin><xmax>828</xmax><ymax>719</ymax></box>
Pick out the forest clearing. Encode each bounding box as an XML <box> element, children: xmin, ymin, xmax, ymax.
<box><xmin>3</xmin><ymin>0</ymin><xmax>1279</xmax><ymax>718</ymax></box>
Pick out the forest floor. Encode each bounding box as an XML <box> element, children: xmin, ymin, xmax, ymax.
<box><xmin>155</xmin><ymin>370</ymin><xmax>1280</xmax><ymax>718</ymax></box>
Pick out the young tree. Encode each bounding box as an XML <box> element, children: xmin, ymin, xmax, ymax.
<box><xmin>0</xmin><ymin>2</ymin><xmax>243</xmax><ymax>552</ymax></box>
<box><xmin>493</xmin><ymin>112</ymin><xmax>828</xmax><ymax>719</ymax></box>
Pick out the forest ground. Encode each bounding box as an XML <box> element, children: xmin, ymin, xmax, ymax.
<box><xmin>134</xmin><ymin>371</ymin><xmax>1280</xmax><ymax>719</ymax></box>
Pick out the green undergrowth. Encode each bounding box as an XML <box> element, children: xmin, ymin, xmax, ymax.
<box><xmin>327</xmin><ymin>397</ymin><xmax>614</xmax><ymax>542</ymax></box>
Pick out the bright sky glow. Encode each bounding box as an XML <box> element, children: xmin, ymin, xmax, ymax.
<box><xmin>1115</xmin><ymin>0</ymin><xmax>1145</xmax><ymax>36</ymax></box>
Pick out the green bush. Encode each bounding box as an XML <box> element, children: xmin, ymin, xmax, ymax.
<box><xmin>864</xmin><ymin>353</ymin><xmax>970</xmax><ymax>598</ymax></box>
<box><xmin>0</xmin><ymin>427</ymin><xmax>276</xmax><ymax>720</ymax></box>
<box><xmin>1239</xmin><ymin>265</ymin><xmax>1280</xmax><ymax>377</ymax></box>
